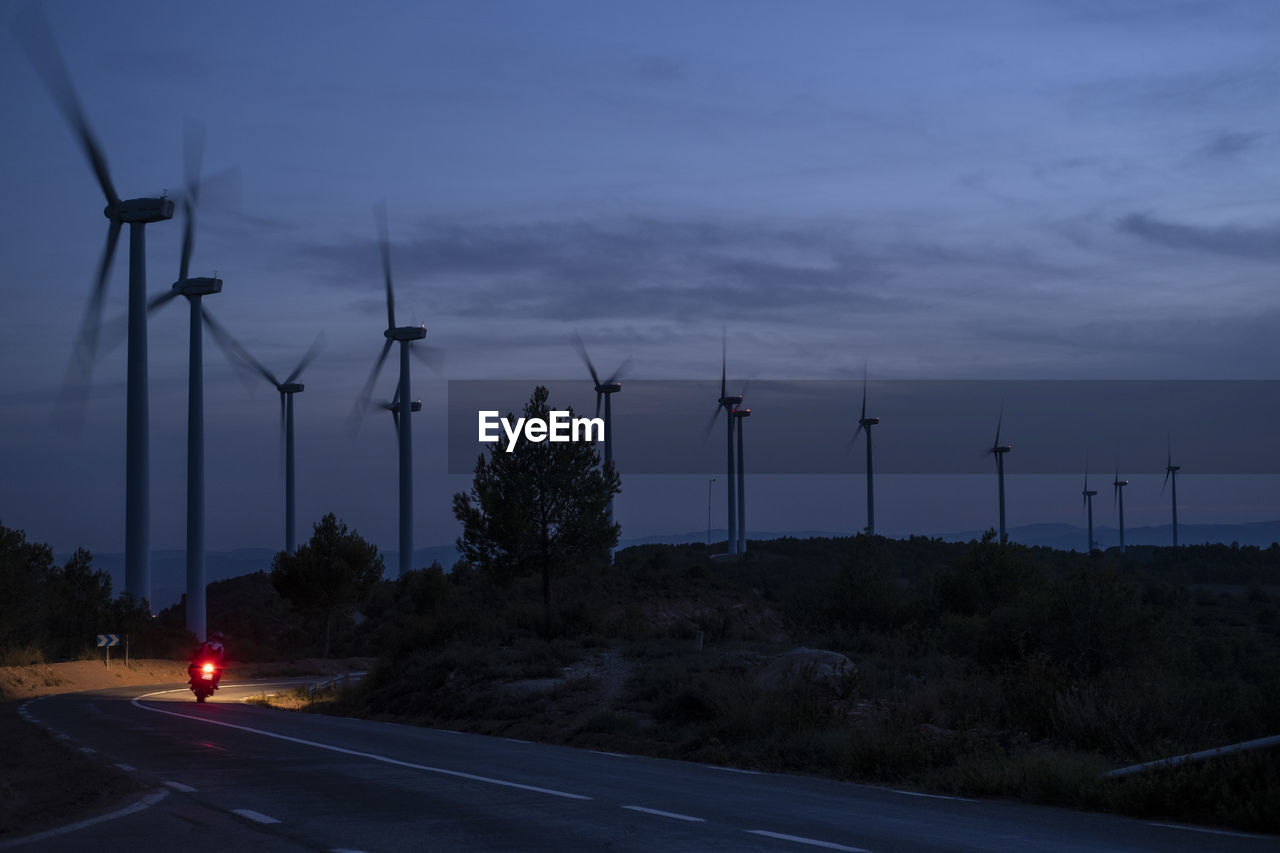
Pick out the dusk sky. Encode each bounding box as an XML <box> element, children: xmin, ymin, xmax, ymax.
<box><xmin>3</xmin><ymin>1</ymin><xmax>1280</xmax><ymax>566</ymax></box>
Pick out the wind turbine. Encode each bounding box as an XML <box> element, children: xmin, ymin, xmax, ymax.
<box><xmin>1082</xmin><ymin>463</ymin><xmax>1098</xmax><ymax>554</ymax></box>
<box><xmin>1113</xmin><ymin>470</ymin><xmax>1129</xmax><ymax>554</ymax></box>
<box><xmin>732</xmin><ymin>404</ymin><xmax>751</xmax><ymax>554</ymax></box>
<box><xmin>200</xmin><ymin>317</ymin><xmax>324</xmax><ymax>557</ymax></box>
<box><xmin>705</xmin><ymin>335</ymin><xmax>742</xmax><ymax>555</ymax></box>
<box><xmin>572</xmin><ymin>335</ymin><xmax>630</xmax><ymax>519</ymax></box>
<box><xmin>143</xmin><ymin>121</ymin><xmax>220</xmax><ymax>642</ymax></box>
<box><xmin>987</xmin><ymin>408</ymin><xmax>1012</xmax><ymax>543</ymax></box>
<box><xmin>380</xmin><ymin>380</ymin><xmax>422</xmax><ymax>436</ymax></box>
<box><xmin>18</xmin><ymin>10</ymin><xmax>174</xmax><ymax>606</ymax></box>
<box><xmin>356</xmin><ymin>203</ymin><xmax>429</xmax><ymax>577</ymax></box>
<box><xmin>849</xmin><ymin>368</ymin><xmax>879</xmax><ymax>535</ymax></box>
<box><xmin>1163</xmin><ymin>439</ymin><xmax>1180</xmax><ymax>547</ymax></box>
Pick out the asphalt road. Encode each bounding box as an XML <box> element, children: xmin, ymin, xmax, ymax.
<box><xmin>8</xmin><ymin>678</ymin><xmax>1277</xmax><ymax>852</ymax></box>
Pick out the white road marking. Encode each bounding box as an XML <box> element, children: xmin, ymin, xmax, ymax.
<box><xmin>115</xmin><ymin>763</ymin><xmax>136</xmax><ymax>772</ymax></box>
<box><xmin>0</xmin><ymin>790</ymin><xmax>169</xmax><ymax>850</ymax></box>
<box><xmin>232</xmin><ymin>808</ymin><xmax>281</xmax><ymax>825</ymax></box>
<box><xmin>78</xmin><ymin>746</ymin><xmax>96</xmax><ymax>754</ymax></box>
<box><xmin>746</xmin><ymin>829</ymin><xmax>871</xmax><ymax>852</ymax></box>
<box><xmin>890</xmin><ymin>789</ymin><xmax>974</xmax><ymax>802</ymax></box>
<box><xmin>132</xmin><ymin>690</ymin><xmax>592</xmax><ymax>801</ymax></box>
<box><xmin>622</xmin><ymin>805</ymin><xmax>705</xmax><ymax>823</ymax></box>
<box><xmin>589</xmin><ymin>750</ymin><xmax>629</xmax><ymax>758</ymax></box>
<box><xmin>501</xmin><ymin>737</ymin><xmax>529</xmax><ymax>744</ymax></box>
<box><xmin>706</xmin><ymin>765</ymin><xmax>763</xmax><ymax>775</ymax></box>
<box><xmin>1148</xmin><ymin>822</ymin><xmax>1271</xmax><ymax>839</ymax></box>
<box><xmin>164</xmin><ymin>781</ymin><xmax>197</xmax><ymax>793</ymax></box>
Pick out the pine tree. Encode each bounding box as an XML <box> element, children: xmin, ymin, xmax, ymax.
<box><xmin>453</xmin><ymin>386</ymin><xmax>620</xmax><ymax>634</ymax></box>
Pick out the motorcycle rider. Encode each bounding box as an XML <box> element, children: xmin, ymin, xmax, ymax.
<box><xmin>188</xmin><ymin>631</ymin><xmax>226</xmax><ymax>684</ymax></box>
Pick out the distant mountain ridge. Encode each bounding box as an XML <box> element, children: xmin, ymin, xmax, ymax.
<box><xmin>65</xmin><ymin>520</ymin><xmax>1280</xmax><ymax>609</ymax></box>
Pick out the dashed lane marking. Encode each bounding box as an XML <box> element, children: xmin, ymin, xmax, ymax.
<box><xmin>232</xmin><ymin>809</ymin><xmax>281</xmax><ymax>825</ymax></box>
<box><xmin>890</xmin><ymin>789</ymin><xmax>974</xmax><ymax>802</ymax></box>
<box><xmin>164</xmin><ymin>781</ymin><xmax>197</xmax><ymax>793</ymax></box>
<box><xmin>622</xmin><ymin>805</ymin><xmax>705</xmax><ymax>823</ymax></box>
<box><xmin>1148</xmin><ymin>822</ymin><xmax>1271</xmax><ymax>839</ymax></box>
<box><xmin>745</xmin><ymin>829</ymin><xmax>871</xmax><ymax>852</ymax></box>
<box><xmin>115</xmin><ymin>763</ymin><xmax>136</xmax><ymax>772</ymax></box>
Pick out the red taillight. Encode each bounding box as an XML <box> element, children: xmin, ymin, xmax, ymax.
<box><xmin>202</xmin><ymin>663</ymin><xmax>214</xmax><ymax>674</ymax></box>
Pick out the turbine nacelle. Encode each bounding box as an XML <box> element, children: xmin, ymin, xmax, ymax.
<box><xmin>382</xmin><ymin>400</ymin><xmax>422</xmax><ymax>413</ymax></box>
<box><xmin>991</xmin><ymin>445</ymin><xmax>1011</xmax><ymax>454</ymax></box>
<box><xmin>171</xmin><ymin>276</ymin><xmax>222</xmax><ymax>297</ymax></box>
<box><xmin>1114</xmin><ymin>479</ymin><xmax>1129</xmax><ymax>487</ymax></box>
<box><xmin>1166</xmin><ymin>465</ymin><xmax>1181</xmax><ymax>473</ymax></box>
<box><xmin>860</xmin><ymin>416</ymin><xmax>880</xmax><ymax>427</ymax></box>
<box><xmin>385</xmin><ymin>325</ymin><xmax>427</xmax><ymax>342</ymax></box>
<box><xmin>719</xmin><ymin>394</ymin><xmax>743</xmax><ymax>408</ymax></box>
<box><xmin>1082</xmin><ymin>489</ymin><xmax>1098</xmax><ymax>497</ymax></box>
<box><xmin>280</xmin><ymin>382</ymin><xmax>304</xmax><ymax>394</ymax></box>
<box><xmin>595</xmin><ymin>382</ymin><xmax>622</xmax><ymax>394</ymax></box>
<box><xmin>732</xmin><ymin>408</ymin><xmax>751</xmax><ymax>418</ymax></box>
<box><xmin>106</xmin><ymin>197</ymin><xmax>175</xmax><ymax>223</ymax></box>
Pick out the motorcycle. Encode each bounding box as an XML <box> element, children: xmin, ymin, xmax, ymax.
<box><xmin>188</xmin><ymin>658</ymin><xmax>223</xmax><ymax>703</ymax></box>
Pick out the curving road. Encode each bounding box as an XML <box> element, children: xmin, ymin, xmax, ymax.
<box><xmin>8</xmin><ymin>678</ymin><xmax>1276</xmax><ymax>852</ymax></box>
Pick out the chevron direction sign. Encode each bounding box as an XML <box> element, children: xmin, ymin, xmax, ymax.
<box><xmin>96</xmin><ymin>634</ymin><xmax>120</xmax><ymax>647</ymax></box>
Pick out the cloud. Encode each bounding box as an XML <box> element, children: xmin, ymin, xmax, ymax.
<box><xmin>301</xmin><ymin>216</ymin><xmax>905</xmax><ymax>324</ymax></box>
<box><xmin>1199</xmin><ymin>131</ymin><xmax>1265</xmax><ymax>159</ymax></box>
<box><xmin>1117</xmin><ymin>212</ymin><xmax>1280</xmax><ymax>259</ymax></box>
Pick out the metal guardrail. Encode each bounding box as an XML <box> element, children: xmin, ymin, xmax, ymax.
<box><xmin>1104</xmin><ymin>734</ymin><xmax>1280</xmax><ymax>778</ymax></box>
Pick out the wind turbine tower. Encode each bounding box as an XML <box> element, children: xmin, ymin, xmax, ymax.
<box><xmin>1082</xmin><ymin>466</ymin><xmax>1098</xmax><ymax>554</ymax></box>
<box><xmin>733</xmin><ymin>406</ymin><xmax>750</xmax><ymax>554</ymax></box>
<box><xmin>1114</xmin><ymin>471</ymin><xmax>1129</xmax><ymax>554</ymax></box>
<box><xmin>19</xmin><ymin>11</ymin><xmax>174</xmax><ymax>606</ymax></box>
<box><xmin>357</xmin><ymin>204</ymin><xmax>428</xmax><ymax>577</ymax></box>
<box><xmin>988</xmin><ymin>411</ymin><xmax>1012</xmax><ymax>543</ymax></box>
<box><xmin>1163</xmin><ymin>441</ymin><xmax>1180</xmax><ymax>547</ymax></box>
<box><xmin>573</xmin><ymin>335</ymin><xmax>629</xmax><ymax>520</ymax></box>
<box><xmin>851</xmin><ymin>369</ymin><xmax>879</xmax><ymax>535</ymax></box>
<box><xmin>706</xmin><ymin>336</ymin><xmax>742</xmax><ymax>555</ymax></box>
<box><xmin>202</xmin><ymin>319</ymin><xmax>323</xmax><ymax>556</ymax></box>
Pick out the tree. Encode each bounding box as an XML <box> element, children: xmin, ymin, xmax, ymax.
<box><xmin>453</xmin><ymin>386</ymin><xmax>620</xmax><ymax>635</ymax></box>
<box><xmin>0</xmin><ymin>523</ymin><xmax>58</xmax><ymax>655</ymax></box>
<box><xmin>271</xmin><ymin>514</ymin><xmax>384</xmax><ymax>657</ymax></box>
<box><xmin>47</xmin><ymin>548</ymin><xmax>113</xmax><ymax>659</ymax></box>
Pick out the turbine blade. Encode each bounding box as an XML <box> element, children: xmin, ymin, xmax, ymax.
<box><xmin>284</xmin><ymin>333</ymin><xmax>326</xmax><ymax>384</ymax></box>
<box><xmin>703</xmin><ymin>404</ymin><xmax>723</xmax><ymax>440</ymax></box>
<box><xmin>720</xmin><ymin>331</ymin><xmax>727</xmax><ymax>400</ymax></box>
<box><xmin>374</xmin><ymin>201</ymin><xmax>395</xmax><ymax>330</ymax></box>
<box><xmin>572</xmin><ymin>333</ymin><xmax>601</xmax><ymax>386</ymax></box>
<box><xmin>183</xmin><ymin>116</ymin><xmax>206</xmax><ymax>207</ymax></box>
<box><xmin>74</xmin><ymin>219</ymin><xmax>123</xmax><ymax>372</ymax></box>
<box><xmin>147</xmin><ymin>289</ymin><xmax>182</xmax><ymax>313</ymax></box>
<box><xmin>357</xmin><ymin>339</ymin><xmax>395</xmax><ymax>414</ymax></box>
<box><xmin>994</xmin><ymin>404</ymin><xmax>1003</xmax><ymax>449</ymax></box>
<box><xmin>605</xmin><ymin>356</ymin><xmax>632</xmax><ymax>385</ymax></box>
<box><xmin>847</xmin><ymin>422</ymin><xmax>864</xmax><ymax>452</ymax></box>
<box><xmin>178</xmin><ymin>197</ymin><xmax>195</xmax><ymax>282</ymax></box>
<box><xmin>391</xmin><ymin>408</ymin><xmax>400</xmax><ymax>435</ymax></box>
<box><xmin>1161</xmin><ymin>468</ymin><xmax>1170</xmax><ymax>495</ymax></box>
<box><xmin>15</xmin><ymin>7</ymin><xmax>120</xmax><ymax>206</ymax></box>
<box><xmin>860</xmin><ymin>365</ymin><xmax>868</xmax><ymax>421</ymax></box>
<box><xmin>409</xmin><ymin>342</ymin><xmax>445</xmax><ymax>374</ymax></box>
<box><xmin>201</xmin><ymin>307</ymin><xmax>281</xmax><ymax>388</ymax></box>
